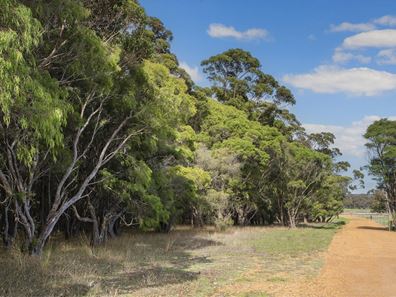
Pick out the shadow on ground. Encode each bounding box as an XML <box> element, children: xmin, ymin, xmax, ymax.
<box><xmin>0</xmin><ymin>231</ymin><xmax>222</xmax><ymax>297</ymax></box>
<box><xmin>298</xmin><ymin>220</ymin><xmax>346</xmax><ymax>230</ymax></box>
<box><xmin>102</xmin><ymin>267</ymin><xmax>200</xmax><ymax>294</ymax></box>
<box><xmin>357</xmin><ymin>226</ymin><xmax>388</xmax><ymax>231</ymax></box>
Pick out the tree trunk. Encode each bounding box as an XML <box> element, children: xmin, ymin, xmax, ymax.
<box><xmin>91</xmin><ymin>217</ymin><xmax>109</xmax><ymax>246</ymax></box>
<box><xmin>277</xmin><ymin>195</ymin><xmax>285</xmax><ymax>226</ymax></box>
<box><xmin>289</xmin><ymin>217</ymin><xmax>296</xmax><ymax>228</ymax></box>
<box><xmin>91</xmin><ymin>217</ymin><xmax>101</xmax><ymax>246</ymax></box>
<box><xmin>63</xmin><ymin>213</ymin><xmax>73</xmax><ymax>240</ymax></box>
<box><xmin>191</xmin><ymin>207</ymin><xmax>203</xmax><ymax>228</ymax></box>
<box><xmin>2</xmin><ymin>204</ymin><xmax>18</xmax><ymax>249</ymax></box>
<box><xmin>108</xmin><ymin>218</ymin><xmax>117</xmax><ymax>239</ymax></box>
<box><xmin>31</xmin><ymin>207</ymin><xmax>66</xmax><ymax>256</ymax></box>
<box><xmin>108</xmin><ymin>212</ymin><xmax>123</xmax><ymax>239</ymax></box>
<box><xmin>287</xmin><ymin>210</ymin><xmax>297</xmax><ymax>228</ymax></box>
<box><xmin>14</xmin><ymin>200</ymin><xmax>36</xmax><ymax>251</ymax></box>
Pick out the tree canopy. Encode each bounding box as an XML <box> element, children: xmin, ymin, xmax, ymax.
<box><xmin>0</xmin><ymin>0</ymin><xmax>352</xmax><ymax>255</ymax></box>
<box><xmin>364</xmin><ymin>119</ymin><xmax>396</xmax><ymax>225</ymax></box>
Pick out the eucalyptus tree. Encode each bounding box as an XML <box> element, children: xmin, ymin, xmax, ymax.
<box><xmin>364</xmin><ymin>119</ymin><xmax>396</xmax><ymax>223</ymax></box>
<box><xmin>0</xmin><ymin>0</ymin><xmax>193</xmax><ymax>254</ymax></box>
<box><xmin>310</xmin><ymin>175</ymin><xmax>350</xmax><ymax>222</ymax></box>
<box><xmin>308</xmin><ymin>132</ymin><xmax>341</xmax><ymax>158</ymax></box>
<box><xmin>31</xmin><ymin>1</ymin><xmax>198</xmax><ymax>253</ymax></box>
<box><xmin>195</xmin><ymin>145</ymin><xmax>241</xmax><ymax>228</ymax></box>
<box><xmin>70</xmin><ymin>60</ymin><xmax>197</xmax><ymax>244</ymax></box>
<box><xmin>267</xmin><ymin>142</ymin><xmax>332</xmax><ymax>227</ymax></box>
<box><xmin>370</xmin><ymin>190</ymin><xmax>387</xmax><ymax>213</ymax></box>
<box><xmin>198</xmin><ymin>99</ymin><xmax>283</xmax><ymax>225</ymax></box>
<box><xmin>201</xmin><ymin>48</ymin><xmax>299</xmax><ymax>135</ymax></box>
<box><xmin>0</xmin><ymin>0</ymin><xmax>69</xmax><ymax>248</ymax></box>
<box><xmin>0</xmin><ymin>0</ymin><xmax>355</xmax><ymax>253</ymax></box>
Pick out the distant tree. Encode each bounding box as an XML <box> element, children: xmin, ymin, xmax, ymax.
<box><xmin>308</xmin><ymin>132</ymin><xmax>341</xmax><ymax>158</ymax></box>
<box><xmin>344</xmin><ymin>194</ymin><xmax>372</xmax><ymax>209</ymax></box>
<box><xmin>370</xmin><ymin>190</ymin><xmax>387</xmax><ymax>213</ymax></box>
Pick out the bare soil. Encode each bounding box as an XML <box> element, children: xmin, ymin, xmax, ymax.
<box><xmin>292</xmin><ymin>216</ymin><xmax>396</xmax><ymax>297</ymax></box>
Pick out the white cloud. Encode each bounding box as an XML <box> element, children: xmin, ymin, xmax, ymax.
<box><xmin>342</xmin><ymin>29</ymin><xmax>396</xmax><ymax>49</ymax></box>
<box><xmin>377</xmin><ymin>49</ymin><xmax>396</xmax><ymax>65</ymax></box>
<box><xmin>329</xmin><ymin>16</ymin><xmax>396</xmax><ymax>34</ymax></box>
<box><xmin>179</xmin><ymin>62</ymin><xmax>202</xmax><ymax>82</ymax></box>
<box><xmin>283</xmin><ymin>65</ymin><xmax>396</xmax><ymax>96</ymax></box>
<box><xmin>329</xmin><ymin>22</ymin><xmax>376</xmax><ymax>33</ymax></box>
<box><xmin>332</xmin><ymin>48</ymin><xmax>371</xmax><ymax>64</ymax></box>
<box><xmin>374</xmin><ymin>15</ymin><xmax>396</xmax><ymax>26</ymax></box>
<box><xmin>304</xmin><ymin>115</ymin><xmax>396</xmax><ymax>158</ymax></box>
<box><xmin>207</xmin><ymin>23</ymin><xmax>269</xmax><ymax>40</ymax></box>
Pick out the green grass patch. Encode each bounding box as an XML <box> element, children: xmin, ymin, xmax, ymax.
<box><xmin>250</xmin><ymin>220</ymin><xmax>344</xmax><ymax>256</ymax></box>
<box><xmin>343</xmin><ymin>208</ymin><xmax>370</xmax><ymax>213</ymax></box>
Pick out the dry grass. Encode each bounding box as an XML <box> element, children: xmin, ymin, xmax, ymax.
<box><xmin>0</xmin><ymin>221</ymin><xmax>345</xmax><ymax>297</ymax></box>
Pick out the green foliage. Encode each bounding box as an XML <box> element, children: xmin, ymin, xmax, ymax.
<box><xmin>169</xmin><ymin>165</ymin><xmax>211</xmax><ymax>204</ymax></box>
<box><xmin>364</xmin><ymin>119</ymin><xmax>396</xmax><ymax>220</ymax></box>
<box><xmin>311</xmin><ymin>175</ymin><xmax>350</xmax><ymax>220</ymax></box>
<box><xmin>0</xmin><ymin>0</ymin><xmax>68</xmax><ymax>166</ymax></box>
<box><xmin>370</xmin><ymin>190</ymin><xmax>387</xmax><ymax>213</ymax></box>
<box><xmin>143</xmin><ymin>60</ymin><xmax>196</xmax><ymax>129</ymax></box>
<box><xmin>0</xmin><ymin>0</ymin><xmax>352</xmax><ymax>252</ymax></box>
<box><xmin>201</xmin><ymin>48</ymin><xmax>299</xmax><ymax>134</ymax></box>
<box><xmin>265</xmin><ymin>141</ymin><xmax>336</xmax><ymax>226</ymax></box>
<box><xmin>344</xmin><ymin>194</ymin><xmax>373</xmax><ymax>209</ymax></box>
<box><xmin>200</xmin><ymin>99</ymin><xmax>282</xmax><ymax>165</ymax></box>
<box><xmin>201</xmin><ymin>48</ymin><xmax>294</xmax><ymax>107</ymax></box>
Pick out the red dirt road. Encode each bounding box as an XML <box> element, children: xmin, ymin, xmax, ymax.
<box><xmin>299</xmin><ymin>216</ymin><xmax>396</xmax><ymax>297</ymax></box>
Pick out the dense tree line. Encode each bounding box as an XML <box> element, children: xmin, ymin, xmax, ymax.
<box><xmin>0</xmin><ymin>0</ymin><xmax>351</xmax><ymax>255</ymax></box>
<box><xmin>344</xmin><ymin>192</ymin><xmax>387</xmax><ymax>213</ymax></box>
<box><xmin>344</xmin><ymin>194</ymin><xmax>373</xmax><ymax>209</ymax></box>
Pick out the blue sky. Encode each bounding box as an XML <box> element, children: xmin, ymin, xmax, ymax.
<box><xmin>140</xmin><ymin>0</ymin><xmax>396</xmax><ymax>193</ymax></box>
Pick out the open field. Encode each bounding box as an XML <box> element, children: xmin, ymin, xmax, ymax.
<box><xmin>0</xmin><ymin>221</ymin><xmax>345</xmax><ymax>297</ymax></box>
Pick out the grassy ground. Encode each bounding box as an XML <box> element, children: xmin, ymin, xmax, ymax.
<box><xmin>343</xmin><ymin>208</ymin><xmax>370</xmax><ymax>214</ymax></box>
<box><xmin>0</xmin><ymin>220</ymin><xmax>345</xmax><ymax>297</ymax></box>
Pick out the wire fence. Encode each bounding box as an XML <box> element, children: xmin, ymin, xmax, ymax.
<box><xmin>343</xmin><ymin>209</ymin><xmax>391</xmax><ymax>228</ymax></box>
